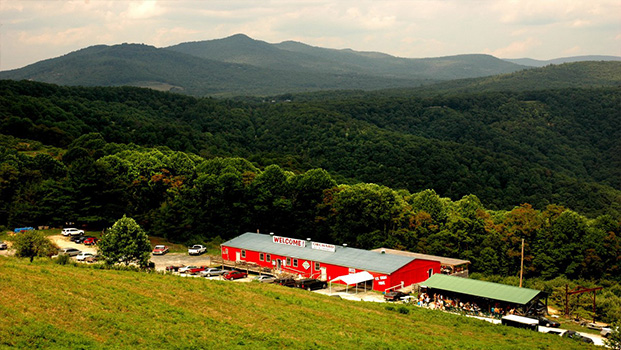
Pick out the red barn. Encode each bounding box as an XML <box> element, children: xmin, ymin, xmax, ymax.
<box><xmin>221</xmin><ymin>232</ymin><xmax>441</xmax><ymax>292</ymax></box>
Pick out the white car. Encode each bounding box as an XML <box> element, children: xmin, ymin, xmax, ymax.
<box><xmin>178</xmin><ymin>266</ymin><xmax>198</xmax><ymax>274</ymax></box>
<box><xmin>188</xmin><ymin>245</ymin><xmax>206</xmax><ymax>255</ymax></box>
<box><xmin>58</xmin><ymin>247</ymin><xmax>81</xmax><ymax>256</ymax></box>
<box><xmin>199</xmin><ymin>268</ymin><xmax>227</xmax><ymax>277</ymax></box>
<box><xmin>76</xmin><ymin>252</ymin><xmax>94</xmax><ymax>261</ymax></box>
<box><xmin>62</xmin><ymin>228</ymin><xmax>84</xmax><ymax>236</ymax></box>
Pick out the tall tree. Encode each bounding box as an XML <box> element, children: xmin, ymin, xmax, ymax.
<box><xmin>98</xmin><ymin>215</ymin><xmax>151</xmax><ymax>268</ymax></box>
<box><xmin>10</xmin><ymin>230</ymin><xmax>54</xmax><ymax>263</ymax></box>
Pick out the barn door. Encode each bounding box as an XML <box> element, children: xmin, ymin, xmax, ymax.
<box><xmin>236</xmin><ymin>252</ymin><xmax>241</xmax><ymax>262</ymax></box>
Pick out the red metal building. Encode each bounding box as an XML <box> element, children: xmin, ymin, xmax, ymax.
<box><xmin>221</xmin><ymin>232</ymin><xmax>441</xmax><ymax>292</ymax></box>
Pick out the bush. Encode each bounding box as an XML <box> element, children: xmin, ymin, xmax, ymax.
<box><xmin>54</xmin><ymin>254</ymin><xmax>71</xmax><ymax>265</ymax></box>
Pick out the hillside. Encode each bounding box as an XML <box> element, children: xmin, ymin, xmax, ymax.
<box><xmin>504</xmin><ymin>55</ymin><xmax>621</xmax><ymax>67</ymax></box>
<box><xmin>0</xmin><ymin>79</ymin><xmax>619</xmax><ymax>220</ymax></box>
<box><xmin>0</xmin><ymin>257</ymin><xmax>595</xmax><ymax>349</ymax></box>
<box><xmin>0</xmin><ymin>34</ymin><xmax>529</xmax><ymax>97</ymax></box>
<box><xmin>167</xmin><ymin>33</ymin><xmax>525</xmax><ymax>80</ymax></box>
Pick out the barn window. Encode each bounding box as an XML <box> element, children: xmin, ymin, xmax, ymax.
<box><xmin>266</xmin><ymin>254</ymin><xmax>271</xmax><ymax>262</ymax></box>
<box><xmin>259</xmin><ymin>253</ymin><xmax>264</xmax><ymax>261</ymax></box>
<box><xmin>314</xmin><ymin>262</ymin><xmax>321</xmax><ymax>271</ymax></box>
<box><xmin>428</xmin><ymin>268</ymin><xmax>434</xmax><ymax>277</ymax></box>
<box><xmin>241</xmin><ymin>250</ymin><xmax>246</xmax><ymax>258</ymax></box>
<box><xmin>293</xmin><ymin>259</ymin><xmax>298</xmax><ymax>267</ymax></box>
<box><xmin>286</xmin><ymin>257</ymin><xmax>291</xmax><ymax>266</ymax></box>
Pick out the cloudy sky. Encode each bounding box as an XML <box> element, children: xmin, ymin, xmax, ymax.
<box><xmin>1</xmin><ymin>0</ymin><xmax>620</xmax><ymax>71</ymax></box>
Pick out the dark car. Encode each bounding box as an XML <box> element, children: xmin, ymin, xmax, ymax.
<box><xmin>295</xmin><ymin>278</ymin><xmax>327</xmax><ymax>291</ymax></box>
<box><xmin>537</xmin><ymin>316</ymin><xmax>560</xmax><ymax>327</ymax></box>
<box><xmin>384</xmin><ymin>291</ymin><xmax>409</xmax><ymax>302</ymax></box>
<box><xmin>562</xmin><ymin>330</ymin><xmax>594</xmax><ymax>344</ymax></box>
<box><xmin>166</xmin><ymin>265</ymin><xmax>184</xmax><ymax>272</ymax></box>
<box><xmin>223</xmin><ymin>270</ymin><xmax>248</xmax><ymax>280</ymax></box>
<box><xmin>274</xmin><ymin>277</ymin><xmax>296</xmax><ymax>287</ymax></box>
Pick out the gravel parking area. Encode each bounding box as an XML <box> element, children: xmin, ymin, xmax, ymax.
<box><xmin>150</xmin><ymin>253</ymin><xmax>212</xmax><ymax>271</ymax></box>
<box><xmin>49</xmin><ymin>235</ymin><xmax>97</xmax><ymax>254</ymax></box>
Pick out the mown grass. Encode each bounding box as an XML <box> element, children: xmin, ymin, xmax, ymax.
<box><xmin>0</xmin><ymin>256</ymin><xmax>596</xmax><ymax>349</ymax></box>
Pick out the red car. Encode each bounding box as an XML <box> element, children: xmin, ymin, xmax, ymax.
<box><xmin>187</xmin><ymin>266</ymin><xmax>209</xmax><ymax>275</ymax></box>
<box><xmin>152</xmin><ymin>245</ymin><xmax>169</xmax><ymax>255</ymax></box>
<box><xmin>223</xmin><ymin>270</ymin><xmax>248</xmax><ymax>280</ymax></box>
<box><xmin>83</xmin><ymin>237</ymin><xmax>99</xmax><ymax>246</ymax></box>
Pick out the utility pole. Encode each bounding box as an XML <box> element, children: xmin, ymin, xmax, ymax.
<box><xmin>519</xmin><ymin>238</ymin><xmax>524</xmax><ymax>288</ymax></box>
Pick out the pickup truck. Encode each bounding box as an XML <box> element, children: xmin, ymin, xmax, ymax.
<box><xmin>188</xmin><ymin>245</ymin><xmax>206</xmax><ymax>255</ymax></box>
<box><xmin>187</xmin><ymin>266</ymin><xmax>209</xmax><ymax>275</ymax></box>
<box><xmin>295</xmin><ymin>278</ymin><xmax>328</xmax><ymax>291</ymax></box>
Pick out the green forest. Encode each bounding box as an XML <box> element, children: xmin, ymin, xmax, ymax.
<box><xmin>1</xmin><ymin>77</ymin><xmax>620</xmax><ymax>321</ymax></box>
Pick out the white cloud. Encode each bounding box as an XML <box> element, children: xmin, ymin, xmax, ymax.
<box><xmin>1</xmin><ymin>0</ymin><xmax>620</xmax><ymax>70</ymax></box>
<box><xmin>484</xmin><ymin>38</ymin><xmax>542</xmax><ymax>58</ymax></box>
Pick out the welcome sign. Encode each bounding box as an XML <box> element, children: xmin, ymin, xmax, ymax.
<box><xmin>272</xmin><ymin>235</ymin><xmax>306</xmax><ymax>248</ymax></box>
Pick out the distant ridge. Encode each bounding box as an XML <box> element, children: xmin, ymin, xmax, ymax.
<box><xmin>503</xmin><ymin>55</ymin><xmax>621</xmax><ymax>67</ymax></box>
<box><xmin>1</xmin><ymin>33</ymin><xmax>618</xmax><ymax>96</ymax></box>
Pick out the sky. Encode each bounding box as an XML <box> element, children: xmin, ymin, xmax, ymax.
<box><xmin>1</xmin><ymin>0</ymin><xmax>620</xmax><ymax>71</ymax></box>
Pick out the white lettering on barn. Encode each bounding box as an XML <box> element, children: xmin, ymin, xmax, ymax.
<box><xmin>272</xmin><ymin>236</ymin><xmax>306</xmax><ymax>248</ymax></box>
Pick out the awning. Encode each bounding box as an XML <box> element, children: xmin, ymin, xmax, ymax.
<box><xmin>330</xmin><ymin>271</ymin><xmax>374</xmax><ymax>285</ymax></box>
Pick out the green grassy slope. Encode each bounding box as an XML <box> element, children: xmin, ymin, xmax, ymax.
<box><xmin>0</xmin><ymin>257</ymin><xmax>595</xmax><ymax>349</ymax></box>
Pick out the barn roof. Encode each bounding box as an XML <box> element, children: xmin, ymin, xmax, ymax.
<box><xmin>222</xmin><ymin>232</ymin><xmax>422</xmax><ymax>275</ymax></box>
<box><xmin>371</xmin><ymin>248</ymin><xmax>470</xmax><ymax>267</ymax></box>
<box><xmin>422</xmin><ymin>274</ymin><xmax>543</xmax><ymax>305</ymax></box>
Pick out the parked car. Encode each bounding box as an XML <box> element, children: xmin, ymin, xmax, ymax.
<box><xmin>166</xmin><ymin>265</ymin><xmax>184</xmax><ymax>272</ymax></box>
<box><xmin>562</xmin><ymin>330</ymin><xmax>594</xmax><ymax>344</ymax></box>
<box><xmin>58</xmin><ymin>247</ymin><xmax>81</xmax><ymax>256</ymax></box>
<box><xmin>178</xmin><ymin>266</ymin><xmax>199</xmax><ymax>274</ymax></box>
<box><xmin>83</xmin><ymin>237</ymin><xmax>99</xmax><ymax>246</ymax></box>
<box><xmin>223</xmin><ymin>270</ymin><xmax>248</xmax><ymax>280</ymax></box>
<box><xmin>253</xmin><ymin>275</ymin><xmax>276</xmax><ymax>283</ymax></box>
<box><xmin>601</xmin><ymin>325</ymin><xmax>618</xmax><ymax>338</ymax></box>
<box><xmin>74</xmin><ymin>236</ymin><xmax>94</xmax><ymax>244</ymax></box>
<box><xmin>384</xmin><ymin>291</ymin><xmax>409</xmax><ymax>302</ymax></box>
<box><xmin>187</xmin><ymin>266</ymin><xmax>210</xmax><ymax>275</ymax></box>
<box><xmin>152</xmin><ymin>245</ymin><xmax>169</xmax><ymax>255</ymax></box>
<box><xmin>295</xmin><ymin>278</ymin><xmax>328</xmax><ymax>291</ymax></box>
<box><xmin>199</xmin><ymin>268</ymin><xmax>227</xmax><ymax>277</ymax></box>
<box><xmin>85</xmin><ymin>254</ymin><xmax>99</xmax><ymax>263</ymax></box>
<box><xmin>62</xmin><ymin>228</ymin><xmax>84</xmax><ymax>236</ymax></box>
<box><xmin>274</xmin><ymin>277</ymin><xmax>296</xmax><ymax>287</ymax></box>
<box><xmin>536</xmin><ymin>316</ymin><xmax>560</xmax><ymax>327</ymax></box>
<box><xmin>0</xmin><ymin>241</ymin><xmax>7</xmax><ymax>250</ymax></box>
<box><xmin>76</xmin><ymin>252</ymin><xmax>95</xmax><ymax>262</ymax></box>
<box><xmin>188</xmin><ymin>245</ymin><xmax>206</xmax><ymax>255</ymax></box>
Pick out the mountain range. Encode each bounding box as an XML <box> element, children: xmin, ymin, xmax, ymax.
<box><xmin>3</xmin><ymin>33</ymin><xmax>617</xmax><ymax>96</ymax></box>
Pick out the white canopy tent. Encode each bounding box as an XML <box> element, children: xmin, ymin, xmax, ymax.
<box><xmin>329</xmin><ymin>271</ymin><xmax>374</xmax><ymax>294</ymax></box>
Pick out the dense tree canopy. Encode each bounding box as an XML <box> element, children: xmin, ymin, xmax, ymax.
<box><xmin>0</xmin><ymin>80</ymin><xmax>619</xmax><ymax>218</ymax></box>
<box><xmin>0</xmin><ymin>80</ymin><xmax>619</xmax><ymax>283</ymax></box>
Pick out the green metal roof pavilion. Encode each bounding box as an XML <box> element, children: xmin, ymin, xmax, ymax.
<box><xmin>422</xmin><ymin>274</ymin><xmax>543</xmax><ymax>305</ymax></box>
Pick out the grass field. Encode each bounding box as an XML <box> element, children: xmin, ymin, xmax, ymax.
<box><xmin>0</xmin><ymin>256</ymin><xmax>597</xmax><ymax>349</ymax></box>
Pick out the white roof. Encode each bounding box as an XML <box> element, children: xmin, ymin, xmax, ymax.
<box><xmin>330</xmin><ymin>271</ymin><xmax>374</xmax><ymax>285</ymax></box>
<box><xmin>502</xmin><ymin>314</ymin><xmax>538</xmax><ymax>325</ymax></box>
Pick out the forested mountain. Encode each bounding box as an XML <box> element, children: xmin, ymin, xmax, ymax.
<box><xmin>0</xmin><ymin>34</ymin><xmax>529</xmax><ymax>97</ymax></box>
<box><xmin>0</xmin><ymin>43</ymin><xmax>431</xmax><ymax>97</ymax></box>
<box><xmin>167</xmin><ymin>33</ymin><xmax>525</xmax><ymax>80</ymax></box>
<box><xmin>1</xmin><ymin>79</ymin><xmax>619</xmax><ymax>219</ymax></box>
